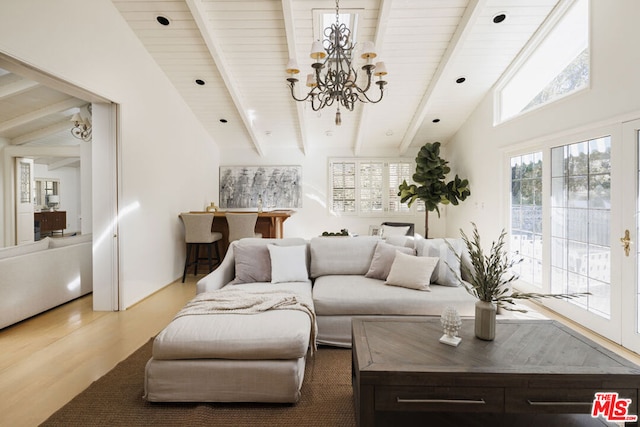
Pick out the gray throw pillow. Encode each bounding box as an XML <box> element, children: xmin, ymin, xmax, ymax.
<box><xmin>365</xmin><ymin>241</ymin><xmax>415</xmax><ymax>281</ymax></box>
<box><xmin>418</xmin><ymin>238</ymin><xmax>464</xmax><ymax>287</ymax></box>
<box><xmin>232</xmin><ymin>244</ymin><xmax>271</xmax><ymax>284</ymax></box>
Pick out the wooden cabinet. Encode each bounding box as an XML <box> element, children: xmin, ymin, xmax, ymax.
<box><xmin>34</xmin><ymin>211</ymin><xmax>66</xmax><ymax>236</ymax></box>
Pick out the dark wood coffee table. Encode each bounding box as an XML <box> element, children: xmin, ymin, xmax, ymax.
<box><xmin>352</xmin><ymin>317</ymin><xmax>640</xmax><ymax>427</ymax></box>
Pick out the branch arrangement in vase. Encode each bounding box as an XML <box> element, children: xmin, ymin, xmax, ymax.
<box><xmin>448</xmin><ymin>222</ymin><xmax>589</xmax><ymax>312</ymax></box>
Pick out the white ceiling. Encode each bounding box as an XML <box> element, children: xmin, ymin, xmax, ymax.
<box><xmin>0</xmin><ymin>67</ymin><xmax>87</xmax><ymax>168</ymax></box>
<box><xmin>112</xmin><ymin>0</ymin><xmax>560</xmax><ymax>156</ymax></box>
<box><xmin>0</xmin><ymin>0</ymin><xmax>561</xmax><ymax>161</ymax></box>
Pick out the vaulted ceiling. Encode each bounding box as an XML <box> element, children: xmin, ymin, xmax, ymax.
<box><xmin>112</xmin><ymin>0</ymin><xmax>560</xmax><ymax>156</ymax></box>
<box><xmin>0</xmin><ymin>0</ymin><xmax>561</xmax><ymax>160</ymax></box>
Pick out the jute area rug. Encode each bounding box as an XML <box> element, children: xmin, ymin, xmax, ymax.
<box><xmin>41</xmin><ymin>339</ymin><xmax>618</xmax><ymax>427</ymax></box>
<box><xmin>41</xmin><ymin>340</ymin><xmax>355</xmax><ymax>427</ymax></box>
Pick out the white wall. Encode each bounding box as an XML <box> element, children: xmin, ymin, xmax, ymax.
<box><xmin>0</xmin><ymin>137</ymin><xmax>7</xmax><ymax>245</ymax></box>
<box><xmin>0</xmin><ymin>0</ymin><xmax>221</xmax><ymax>309</ymax></box>
<box><xmin>221</xmin><ymin>145</ymin><xmax>450</xmax><ymax>239</ymax></box>
<box><xmin>446</xmin><ymin>0</ymin><xmax>640</xmax><ymax>241</ymax></box>
<box><xmin>80</xmin><ymin>140</ymin><xmax>92</xmax><ymax>235</ymax></box>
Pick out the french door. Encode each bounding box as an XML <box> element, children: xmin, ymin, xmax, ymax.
<box><xmin>533</xmin><ymin>120</ymin><xmax>640</xmax><ymax>354</ymax></box>
<box><xmin>621</xmin><ymin>119</ymin><xmax>640</xmax><ymax>353</ymax></box>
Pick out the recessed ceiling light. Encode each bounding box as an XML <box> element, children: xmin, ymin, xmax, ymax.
<box><xmin>195</xmin><ymin>79</ymin><xmax>206</xmax><ymax>86</ymax></box>
<box><xmin>156</xmin><ymin>15</ymin><xmax>171</xmax><ymax>26</ymax></box>
<box><xmin>493</xmin><ymin>12</ymin><xmax>507</xmax><ymax>24</ymax></box>
<box><xmin>456</xmin><ymin>77</ymin><xmax>466</xmax><ymax>84</ymax></box>
<box><xmin>432</xmin><ymin>119</ymin><xmax>440</xmax><ymax>123</ymax></box>
<box><xmin>219</xmin><ymin>119</ymin><xmax>228</xmax><ymax>123</ymax></box>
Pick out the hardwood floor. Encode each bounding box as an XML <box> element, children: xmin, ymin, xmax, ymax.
<box><xmin>1</xmin><ymin>278</ymin><xmax>639</xmax><ymax>427</ymax></box>
<box><xmin>0</xmin><ymin>275</ymin><xmax>198</xmax><ymax>427</ymax></box>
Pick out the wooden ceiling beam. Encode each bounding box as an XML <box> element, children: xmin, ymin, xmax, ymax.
<box><xmin>11</xmin><ymin>119</ymin><xmax>71</xmax><ymax>146</ymax></box>
<box><xmin>397</xmin><ymin>0</ymin><xmax>486</xmax><ymax>155</ymax></box>
<box><xmin>354</xmin><ymin>0</ymin><xmax>392</xmax><ymax>156</ymax></box>
<box><xmin>0</xmin><ymin>76</ymin><xmax>39</xmax><ymax>100</ymax></box>
<box><xmin>47</xmin><ymin>157</ymin><xmax>80</xmax><ymax>170</ymax></box>
<box><xmin>282</xmin><ymin>0</ymin><xmax>309</xmax><ymax>156</ymax></box>
<box><xmin>0</xmin><ymin>98</ymin><xmax>84</xmax><ymax>133</ymax></box>
<box><xmin>186</xmin><ymin>0</ymin><xmax>266</xmax><ymax>157</ymax></box>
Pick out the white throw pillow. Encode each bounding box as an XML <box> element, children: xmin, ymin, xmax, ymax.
<box><xmin>267</xmin><ymin>244</ymin><xmax>308</xmax><ymax>283</ymax></box>
<box><xmin>418</xmin><ymin>238</ymin><xmax>464</xmax><ymax>287</ymax></box>
<box><xmin>385</xmin><ymin>251</ymin><xmax>439</xmax><ymax>291</ymax></box>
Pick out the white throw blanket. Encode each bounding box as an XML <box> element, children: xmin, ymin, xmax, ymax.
<box><xmin>174</xmin><ymin>288</ymin><xmax>317</xmax><ymax>354</ymax></box>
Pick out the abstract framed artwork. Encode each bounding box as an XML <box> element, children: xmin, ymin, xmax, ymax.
<box><xmin>219</xmin><ymin>165</ymin><xmax>302</xmax><ymax>209</ymax></box>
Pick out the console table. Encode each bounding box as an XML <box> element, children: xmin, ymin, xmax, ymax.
<box><xmin>34</xmin><ymin>211</ymin><xmax>66</xmax><ymax>236</ymax></box>
<box><xmin>352</xmin><ymin>317</ymin><xmax>640</xmax><ymax>427</ymax></box>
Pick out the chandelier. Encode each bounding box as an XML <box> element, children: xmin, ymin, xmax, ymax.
<box><xmin>70</xmin><ymin>104</ymin><xmax>92</xmax><ymax>142</ymax></box>
<box><xmin>286</xmin><ymin>0</ymin><xmax>387</xmax><ymax>125</ymax></box>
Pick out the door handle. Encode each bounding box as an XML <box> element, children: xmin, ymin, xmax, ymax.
<box><xmin>620</xmin><ymin>229</ymin><xmax>632</xmax><ymax>257</ymax></box>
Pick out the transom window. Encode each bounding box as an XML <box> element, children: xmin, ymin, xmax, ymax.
<box><xmin>496</xmin><ymin>0</ymin><xmax>589</xmax><ymax>123</ymax></box>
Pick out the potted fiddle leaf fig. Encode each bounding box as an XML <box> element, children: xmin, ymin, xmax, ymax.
<box><xmin>398</xmin><ymin>141</ymin><xmax>470</xmax><ymax>237</ymax></box>
<box><xmin>449</xmin><ymin>223</ymin><xmax>589</xmax><ymax>341</ymax></box>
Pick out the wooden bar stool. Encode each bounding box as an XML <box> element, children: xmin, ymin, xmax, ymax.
<box><xmin>179</xmin><ymin>213</ymin><xmax>222</xmax><ymax>282</ymax></box>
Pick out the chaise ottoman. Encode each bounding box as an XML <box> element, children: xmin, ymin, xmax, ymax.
<box><xmin>144</xmin><ymin>281</ymin><xmax>315</xmax><ymax>403</ymax></box>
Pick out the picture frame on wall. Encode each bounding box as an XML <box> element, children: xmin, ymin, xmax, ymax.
<box><xmin>219</xmin><ymin>165</ymin><xmax>302</xmax><ymax>209</ymax></box>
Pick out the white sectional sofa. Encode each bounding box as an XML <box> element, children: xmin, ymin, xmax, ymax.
<box><xmin>0</xmin><ymin>234</ymin><xmax>93</xmax><ymax>330</ymax></box>
<box><xmin>146</xmin><ymin>238</ymin><xmax>313</xmax><ymax>403</ymax></box>
<box><xmin>145</xmin><ymin>235</ymin><xmax>476</xmax><ymax>403</ymax></box>
<box><xmin>308</xmin><ymin>235</ymin><xmax>477</xmax><ymax>347</ymax></box>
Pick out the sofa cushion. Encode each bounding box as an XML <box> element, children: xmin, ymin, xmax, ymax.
<box><xmin>232</xmin><ymin>244</ymin><xmax>272</xmax><ymax>284</ymax></box>
<box><xmin>48</xmin><ymin>233</ymin><xmax>92</xmax><ymax>248</ymax></box>
<box><xmin>312</xmin><ymin>275</ymin><xmax>477</xmax><ymax>316</ymax></box>
<box><xmin>385</xmin><ymin>235</ymin><xmax>421</xmax><ymax>249</ymax></box>
<box><xmin>0</xmin><ymin>238</ymin><xmax>50</xmax><ymax>260</ymax></box>
<box><xmin>386</xmin><ymin>251</ymin><xmax>438</xmax><ymax>291</ymax></box>
<box><xmin>268</xmin><ymin>244</ymin><xmax>308</xmax><ymax>283</ymax></box>
<box><xmin>418</xmin><ymin>238</ymin><xmax>464</xmax><ymax>287</ymax></box>
<box><xmin>380</xmin><ymin>224</ymin><xmax>410</xmax><ymax>238</ymax></box>
<box><xmin>153</xmin><ymin>282</ymin><xmax>312</xmax><ymax>360</ymax></box>
<box><xmin>309</xmin><ymin>236</ymin><xmax>380</xmax><ymax>278</ymax></box>
<box><xmin>365</xmin><ymin>241</ymin><xmax>414</xmax><ymax>280</ymax></box>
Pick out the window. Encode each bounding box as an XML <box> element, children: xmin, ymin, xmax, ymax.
<box><xmin>329</xmin><ymin>159</ymin><xmax>419</xmax><ymax>215</ymax></box>
<box><xmin>330</xmin><ymin>162</ymin><xmax>356</xmax><ymax>213</ymax></box>
<box><xmin>510</xmin><ymin>152</ymin><xmax>543</xmax><ymax>287</ymax></box>
<box><xmin>358</xmin><ymin>161</ymin><xmax>384</xmax><ymax>213</ymax></box>
<box><xmin>550</xmin><ymin>136</ymin><xmax>611</xmax><ymax>318</ymax></box>
<box><xmin>496</xmin><ymin>0</ymin><xmax>589</xmax><ymax>123</ymax></box>
<box><xmin>313</xmin><ymin>9</ymin><xmax>359</xmax><ymax>49</ymax></box>
<box><xmin>34</xmin><ymin>178</ymin><xmax>60</xmax><ymax>209</ymax></box>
